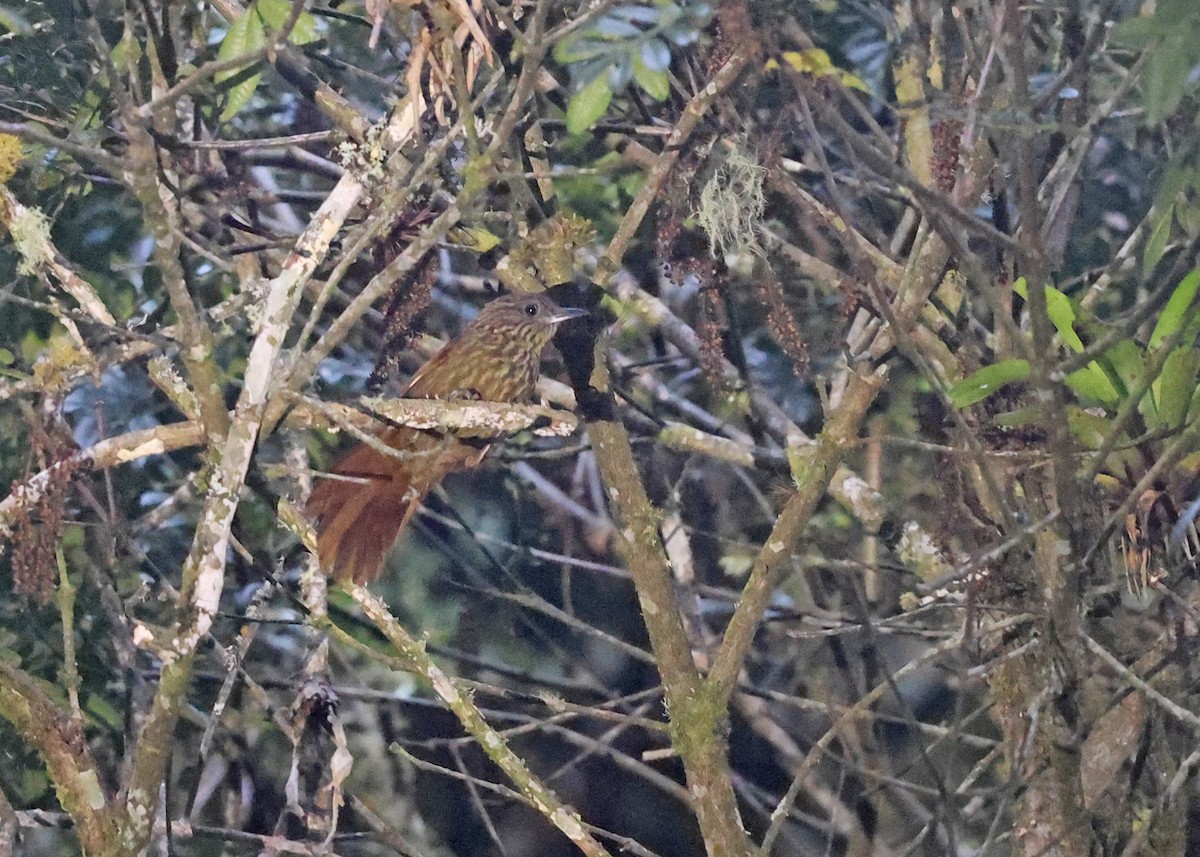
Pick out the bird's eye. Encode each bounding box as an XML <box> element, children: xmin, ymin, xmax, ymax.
<box><xmin>525</xmin><ymin>302</ymin><xmax>539</xmax><ymax>317</ymax></box>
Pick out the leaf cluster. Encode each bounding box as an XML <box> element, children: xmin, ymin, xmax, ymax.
<box><xmin>554</xmin><ymin>1</ymin><xmax>712</xmax><ymax>132</ymax></box>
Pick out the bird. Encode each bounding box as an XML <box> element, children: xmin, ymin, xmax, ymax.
<box><xmin>307</xmin><ymin>292</ymin><xmax>586</xmax><ymax>583</ymax></box>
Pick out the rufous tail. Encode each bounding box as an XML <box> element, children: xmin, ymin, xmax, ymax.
<box><xmin>307</xmin><ymin>440</ymin><xmax>427</xmax><ymax>584</ymax></box>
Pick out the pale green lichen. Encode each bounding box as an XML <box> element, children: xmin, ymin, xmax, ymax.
<box><xmin>897</xmin><ymin>521</ymin><xmax>951</xmax><ymax>583</ymax></box>
<box><xmin>77</xmin><ymin>769</ymin><xmax>106</xmax><ymax>810</ymax></box>
<box><xmin>696</xmin><ymin>138</ymin><xmax>766</xmax><ymax>258</ymax></box>
<box><xmin>9</xmin><ymin>204</ymin><xmax>52</xmax><ymax>275</ymax></box>
<box><xmin>335</xmin><ymin>122</ymin><xmax>388</xmax><ymax>192</ymax></box>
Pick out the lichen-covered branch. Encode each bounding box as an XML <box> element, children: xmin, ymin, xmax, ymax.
<box><xmin>0</xmin><ymin>187</ymin><xmax>116</xmax><ymax>326</ymax></box>
<box><xmin>335</xmin><ymin>585</ymin><xmax>612</xmax><ymax>857</ymax></box>
<box><xmin>593</xmin><ymin>48</ymin><xmax>753</xmax><ymax>285</ymax></box>
<box><xmin>0</xmin><ymin>422</ymin><xmax>206</xmax><ymax>543</ymax></box>
<box><xmin>120</xmin><ymin>120</ymin><xmax>230</xmax><ymax>440</ymax></box>
<box><xmin>119</xmin><ymin>173</ymin><xmax>363</xmax><ymax>852</ymax></box>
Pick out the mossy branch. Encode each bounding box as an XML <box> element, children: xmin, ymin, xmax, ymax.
<box><xmin>0</xmin><ymin>661</ymin><xmax>118</xmax><ymax>855</ymax></box>
<box><xmin>588</xmin><ymin>416</ymin><xmax>753</xmax><ymax>857</ymax></box>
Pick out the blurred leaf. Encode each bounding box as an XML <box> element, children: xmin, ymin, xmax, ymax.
<box><xmin>1066</xmin><ymin>407</ymin><xmax>1113</xmax><ymax>449</ymax></box>
<box><xmin>663</xmin><ymin>20</ymin><xmax>701</xmax><ymax>46</ymax></box>
<box><xmin>949</xmin><ymin>359</ymin><xmax>1030</xmax><ymax>408</ymax></box>
<box><xmin>784</xmin><ymin>49</ymin><xmax>834</xmax><ymax>75</ymax></box>
<box><xmin>1150</xmin><ymin>269</ymin><xmax>1200</xmax><ymax>348</ymax></box>
<box><xmin>554</xmin><ymin>1</ymin><xmax>709</xmax><ymax>101</ymax></box>
<box><xmin>612</xmin><ymin>5</ymin><xmax>666</xmax><ymax>25</ymax></box>
<box><xmin>607</xmin><ymin>55</ymin><xmax>633</xmax><ymax>91</ymax></box>
<box><xmin>1151</xmin><ymin>346</ymin><xmax>1199</xmax><ymax>428</ymax></box>
<box><xmin>767</xmin><ymin>49</ymin><xmax>869</xmax><ymax>92</ymax></box>
<box><xmin>1013</xmin><ymin>278</ymin><xmax>1085</xmax><ymax>352</ymax></box>
<box><xmin>1178</xmin><ymin>200</ymin><xmax>1200</xmax><ymax>236</ymax></box>
<box><xmin>718</xmin><ymin>553</ymin><xmax>753</xmax><ymax>578</ymax></box>
<box><xmin>1142</xmin><ymin>48</ymin><xmax>1194</xmax><ymax>125</ymax></box>
<box><xmin>639</xmin><ymin>37</ymin><xmax>672</xmax><ymax>73</ymax></box>
<box><xmin>445</xmin><ymin>225</ymin><xmax>501</xmax><ymax>252</ymax></box>
<box><xmin>554</xmin><ymin>37</ymin><xmax>616</xmax><ymax>65</ymax></box>
<box><xmin>992</xmin><ymin>405</ymin><xmax>1040</xmax><ymax>427</ymax></box>
<box><xmin>593</xmin><ymin>17</ymin><xmax>641</xmax><ymax>38</ymax></box>
<box><xmin>0</xmin><ymin>5</ymin><xmax>31</xmax><ymax>34</ymax></box>
<box><xmin>216</xmin><ymin>3</ymin><xmax>266</xmax><ymax>121</ymax></box>
<box><xmin>1112</xmin><ymin>0</ymin><xmax>1200</xmax><ymax>124</ymax></box>
<box><xmin>84</xmin><ymin>692</ymin><xmax>122</xmax><ymax>729</ymax></box>
<box><xmin>1065</xmin><ymin>362</ymin><xmax>1120</xmax><ymax>404</ymax></box>
<box><xmin>110</xmin><ymin>29</ymin><xmax>142</xmax><ymax>69</ymax></box>
<box><xmin>255</xmin><ymin>0</ymin><xmax>319</xmax><ymax>45</ymax></box>
<box><xmin>566</xmin><ymin>74</ymin><xmax>613</xmax><ymax>134</ymax></box>
<box><xmin>1102</xmin><ymin>338</ymin><xmax>1145</xmax><ymax>396</ymax></box>
<box><xmin>1143</xmin><ymin>204</ymin><xmax>1174</xmax><ymax>275</ymax></box>
<box><xmin>1112</xmin><ymin>0</ymin><xmax>1200</xmax><ymax>47</ymax></box>
<box><xmin>632</xmin><ymin>53</ymin><xmax>670</xmax><ymax>100</ymax></box>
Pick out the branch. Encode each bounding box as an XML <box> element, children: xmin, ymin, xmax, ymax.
<box><xmin>588</xmin><ymin>416</ymin><xmax>753</xmax><ymax>857</ymax></box>
<box><xmin>0</xmin><ymin>187</ymin><xmax>116</xmax><ymax>325</ymax></box>
<box><xmin>119</xmin><ymin>173</ymin><xmax>363</xmax><ymax>852</ymax></box>
<box><xmin>357</xmin><ymin>397</ymin><xmax>577</xmax><ymax>437</ymax></box>
<box><xmin>120</xmin><ymin>117</ymin><xmax>230</xmax><ymax>439</ymax></box>
<box><xmin>275</xmin><ymin>3</ymin><xmax>555</xmax><ymax>417</ymax></box>
<box><xmin>705</xmin><ymin>365</ymin><xmax>887</xmax><ymax>704</ymax></box>
<box><xmin>0</xmin><ymin>422</ymin><xmax>205</xmax><ymax>542</ymax></box>
<box><xmin>0</xmin><ymin>661</ymin><xmax>118</xmax><ymax>854</ymax></box>
<box><xmin>331</xmin><ymin>585</ymin><xmax>612</xmax><ymax>857</ymax></box>
<box><xmin>0</xmin><ymin>391</ymin><xmax>576</xmax><ymax>546</ymax></box>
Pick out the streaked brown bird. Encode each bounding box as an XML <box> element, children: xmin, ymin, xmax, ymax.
<box><xmin>308</xmin><ymin>292</ymin><xmax>585</xmax><ymax>583</ymax></box>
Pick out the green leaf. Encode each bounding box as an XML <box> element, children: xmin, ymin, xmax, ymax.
<box><xmin>1143</xmin><ymin>39</ymin><xmax>1198</xmax><ymax>124</ymax></box>
<box><xmin>254</xmin><ymin>0</ymin><xmax>319</xmax><ymax>45</ymax></box>
<box><xmin>1014</xmin><ymin>278</ymin><xmax>1085</xmax><ymax>352</ymax></box>
<box><xmin>1101</xmin><ymin>338</ymin><xmax>1145</xmax><ymax>396</ymax></box>
<box><xmin>992</xmin><ymin>405</ymin><xmax>1041</xmax><ymax>428</ymax></box>
<box><xmin>948</xmin><ymin>359</ymin><xmax>1030</xmax><ymax>408</ymax></box>
<box><xmin>216</xmin><ymin>6</ymin><xmax>265</xmax><ymax>82</ymax></box>
<box><xmin>592</xmin><ymin>17</ymin><xmax>641</xmax><ymax>38</ymax></box>
<box><xmin>612</xmin><ymin>6</ymin><xmax>664</xmax><ymax>25</ymax></box>
<box><xmin>445</xmin><ymin>225</ymin><xmax>502</xmax><ymax>253</ymax></box>
<box><xmin>0</xmin><ymin>347</ymin><xmax>13</xmax><ymax>365</ymax></box>
<box><xmin>255</xmin><ymin>0</ymin><xmax>319</xmax><ymax>44</ymax></box>
<box><xmin>632</xmin><ymin>52</ymin><xmax>670</xmax><ymax>100</ymax></box>
<box><xmin>1152</xmin><ymin>346</ymin><xmax>1199</xmax><ymax>428</ymax></box>
<box><xmin>1143</xmin><ymin>204</ymin><xmax>1174</xmax><ymax>275</ymax></box>
<box><xmin>554</xmin><ymin>36</ymin><xmax>618</xmax><ymax>64</ymax></box>
<box><xmin>1065</xmin><ymin>362</ymin><xmax>1120</xmax><ymax>404</ymax></box>
<box><xmin>216</xmin><ymin>5</ymin><xmax>266</xmax><ymax>120</ymax></box>
<box><xmin>566</xmin><ymin>73</ymin><xmax>613</xmax><ymax>134</ymax></box>
<box><xmin>110</xmin><ymin>29</ymin><xmax>143</xmax><ymax>70</ymax></box>
<box><xmin>1150</xmin><ymin>269</ymin><xmax>1200</xmax><ymax>348</ymax></box>
<box><xmin>607</xmin><ymin>55</ymin><xmax>633</xmax><ymax>90</ymax></box>
<box><xmin>1066</xmin><ymin>407</ymin><xmax>1113</xmax><ymax>450</ymax></box>
<box><xmin>638</xmin><ymin>37</ymin><xmax>672</xmax><ymax>73</ymax></box>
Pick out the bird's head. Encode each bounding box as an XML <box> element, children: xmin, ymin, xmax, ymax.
<box><xmin>470</xmin><ymin>292</ymin><xmax>587</xmax><ymax>347</ymax></box>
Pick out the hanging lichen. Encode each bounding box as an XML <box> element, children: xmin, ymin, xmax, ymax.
<box><xmin>695</xmin><ymin>138</ymin><xmax>766</xmax><ymax>259</ymax></box>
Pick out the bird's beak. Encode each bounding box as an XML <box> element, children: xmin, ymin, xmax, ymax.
<box><xmin>549</xmin><ymin>306</ymin><xmax>588</xmax><ymax>324</ymax></box>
